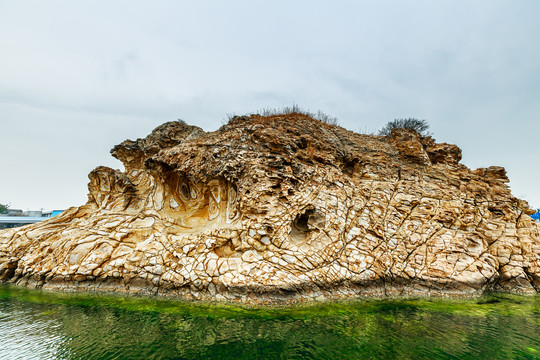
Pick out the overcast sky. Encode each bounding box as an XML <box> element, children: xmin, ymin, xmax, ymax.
<box><xmin>1</xmin><ymin>0</ymin><xmax>539</xmax><ymax>211</ymax></box>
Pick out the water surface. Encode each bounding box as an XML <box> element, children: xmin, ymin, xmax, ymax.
<box><xmin>0</xmin><ymin>285</ymin><xmax>538</xmax><ymax>359</ymax></box>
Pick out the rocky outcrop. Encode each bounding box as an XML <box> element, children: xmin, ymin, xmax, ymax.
<box><xmin>1</xmin><ymin>114</ymin><xmax>539</xmax><ymax>303</ymax></box>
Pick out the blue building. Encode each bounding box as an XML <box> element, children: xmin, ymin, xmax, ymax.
<box><xmin>51</xmin><ymin>210</ymin><xmax>64</xmax><ymax>217</ymax></box>
<box><xmin>532</xmin><ymin>211</ymin><xmax>540</xmax><ymax>222</ymax></box>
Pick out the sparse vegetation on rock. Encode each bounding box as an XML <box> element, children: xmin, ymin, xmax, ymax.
<box><xmin>229</xmin><ymin>104</ymin><xmax>339</xmax><ymax>126</ymax></box>
<box><xmin>379</xmin><ymin>118</ymin><xmax>431</xmax><ymax>137</ymax></box>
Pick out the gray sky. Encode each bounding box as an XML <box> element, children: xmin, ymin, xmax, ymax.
<box><xmin>1</xmin><ymin>0</ymin><xmax>539</xmax><ymax>211</ymax></box>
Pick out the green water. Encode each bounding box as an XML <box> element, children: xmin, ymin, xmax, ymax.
<box><xmin>0</xmin><ymin>285</ymin><xmax>538</xmax><ymax>359</ymax></box>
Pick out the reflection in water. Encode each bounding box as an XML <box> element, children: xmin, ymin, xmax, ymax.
<box><xmin>0</xmin><ymin>285</ymin><xmax>539</xmax><ymax>360</ymax></box>
<box><xmin>0</xmin><ymin>300</ymin><xmax>65</xmax><ymax>359</ymax></box>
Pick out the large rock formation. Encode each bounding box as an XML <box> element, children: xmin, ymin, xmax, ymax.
<box><xmin>1</xmin><ymin>114</ymin><xmax>539</xmax><ymax>303</ymax></box>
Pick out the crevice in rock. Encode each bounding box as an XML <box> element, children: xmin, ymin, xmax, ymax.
<box><xmin>488</xmin><ymin>207</ymin><xmax>505</xmax><ymax>217</ymax></box>
<box><xmin>0</xmin><ymin>261</ymin><xmax>18</xmax><ymax>281</ymax></box>
<box><xmin>213</xmin><ymin>240</ymin><xmax>236</xmax><ymax>257</ymax></box>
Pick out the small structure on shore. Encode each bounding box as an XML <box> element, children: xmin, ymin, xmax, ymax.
<box><xmin>0</xmin><ymin>210</ymin><xmax>64</xmax><ymax>229</ymax></box>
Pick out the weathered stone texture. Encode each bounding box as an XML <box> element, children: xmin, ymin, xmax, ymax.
<box><xmin>1</xmin><ymin>114</ymin><xmax>539</xmax><ymax>303</ymax></box>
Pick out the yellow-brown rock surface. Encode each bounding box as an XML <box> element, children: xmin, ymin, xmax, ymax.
<box><xmin>1</xmin><ymin>114</ymin><xmax>539</xmax><ymax>303</ymax></box>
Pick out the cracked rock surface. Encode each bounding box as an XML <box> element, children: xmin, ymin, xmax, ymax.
<box><xmin>1</xmin><ymin>114</ymin><xmax>539</xmax><ymax>303</ymax></box>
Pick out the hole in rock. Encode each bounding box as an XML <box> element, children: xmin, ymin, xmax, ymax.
<box><xmin>290</xmin><ymin>207</ymin><xmax>325</xmax><ymax>242</ymax></box>
<box><xmin>341</xmin><ymin>157</ymin><xmax>359</xmax><ymax>176</ymax></box>
<box><xmin>294</xmin><ymin>210</ymin><xmax>312</xmax><ymax>233</ymax></box>
<box><xmin>180</xmin><ymin>183</ymin><xmax>190</xmax><ymax>199</ymax></box>
<box><xmin>488</xmin><ymin>207</ymin><xmax>505</xmax><ymax>217</ymax></box>
<box><xmin>296</xmin><ymin>137</ymin><xmax>308</xmax><ymax>150</ymax></box>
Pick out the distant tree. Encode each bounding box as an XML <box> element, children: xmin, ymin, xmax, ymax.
<box><xmin>0</xmin><ymin>203</ymin><xmax>8</xmax><ymax>214</ymax></box>
<box><xmin>378</xmin><ymin>118</ymin><xmax>431</xmax><ymax>137</ymax></box>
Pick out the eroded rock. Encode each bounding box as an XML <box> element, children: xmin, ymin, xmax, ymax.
<box><xmin>1</xmin><ymin>114</ymin><xmax>539</xmax><ymax>303</ymax></box>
